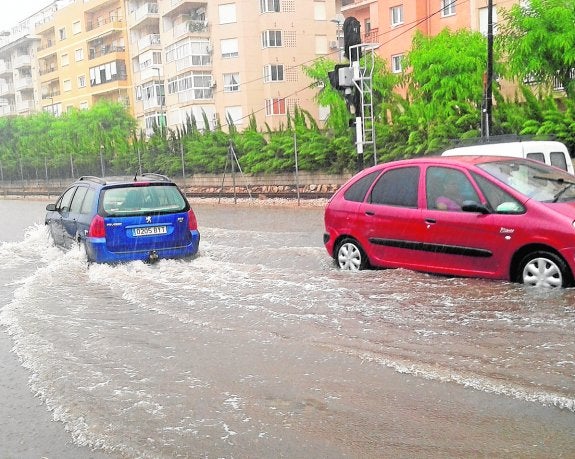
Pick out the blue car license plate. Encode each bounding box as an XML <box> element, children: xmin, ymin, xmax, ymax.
<box><xmin>133</xmin><ymin>226</ymin><xmax>168</xmax><ymax>237</ymax></box>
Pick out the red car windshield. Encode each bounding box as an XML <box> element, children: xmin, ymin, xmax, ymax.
<box><xmin>478</xmin><ymin>159</ymin><xmax>575</xmax><ymax>203</ymax></box>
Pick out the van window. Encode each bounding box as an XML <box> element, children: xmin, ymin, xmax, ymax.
<box><xmin>550</xmin><ymin>151</ymin><xmax>568</xmax><ymax>171</ymax></box>
<box><xmin>526</xmin><ymin>152</ymin><xmax>545</xmax><ymax>164</ymax></box>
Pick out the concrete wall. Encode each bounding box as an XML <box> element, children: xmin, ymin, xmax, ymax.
<box><xmin>0</xmin><ymin>172</ymin><xmax>352</xmax><ymax>198</ymax></box>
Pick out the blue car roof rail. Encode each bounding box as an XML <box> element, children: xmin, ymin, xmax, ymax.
<box><xmin>78</xmin><ymin>176</ymin><xmax>106</xmax><ymax>184</ymax></box>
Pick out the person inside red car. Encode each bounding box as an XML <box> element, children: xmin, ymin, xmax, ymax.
<box><xmin>436</xmin><ymin>180</ymin><xmax>463</xmax><ymax>211</ymax></box>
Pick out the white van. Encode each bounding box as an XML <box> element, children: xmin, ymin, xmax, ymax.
<box><xmin>441</xmin><ymin>140</ymin><xmax>574</xmax><ymax>175</ymax></box>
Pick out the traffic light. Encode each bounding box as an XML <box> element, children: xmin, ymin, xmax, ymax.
<box><xmin>343</xmin><ymin>17</ymin><xmax>362</xmax><ymax>61</ymax></box>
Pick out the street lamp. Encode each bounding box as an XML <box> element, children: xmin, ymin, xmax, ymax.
<box><xmin>151</xmin><ymin>66</ymin><xmax>165</xmax><ymax>132</ymax></box>
<box><xmin>331</xmin><ymin>14</ymin><xmax>345</xmax><ymax>62</ymax></box>
<box><xmin>99</xmin><ymin>144</ymin><xmax>105</xmax><ymax>177</ymax></box>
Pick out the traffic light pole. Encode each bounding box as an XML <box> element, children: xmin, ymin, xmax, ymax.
<box><xmin>482</xmin><ymin>0</ymin><xmax>494</xmax><ymax>138</ymax></box>
<box><xmin>355</xmin><ymin>115</ymin><xmax>364</xmax><ymax>170</ymax></box>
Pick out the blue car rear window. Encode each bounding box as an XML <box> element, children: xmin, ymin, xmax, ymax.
<box><xmin>101</xmin><ymin>184</ymin><xmax>187</xmax><ymax>216</ymax></box>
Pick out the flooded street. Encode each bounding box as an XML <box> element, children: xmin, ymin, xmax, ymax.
<box><xmin>1</xmin><ymin>198</ymin><xmax>574</xmax><ymax>458</ymax></box>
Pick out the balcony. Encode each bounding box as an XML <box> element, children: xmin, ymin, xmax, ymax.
<box><xmin>136</xmin><ymin>34</ymin><xmax>161</xmax><ymax>53</ymax></box>
<box><xmin>175</xmin><ymin>54</ymin><xmax>211</xmax><ymax>72</ymax></box>
<box><xmin>89</xmin><ymin>45</ymin><xmax>127</xmax><ymax>60</ymax></box>
<box><xmin>140</xmin><ymin>65</ymin><xmax>162</xmax><ymax>81</ymax></box>
<box><xmin>14</xmin><ymin>77</ymin><xmax>33</xmax><ymax>91</ymax></box>
<box><xmin>341</xmin><ymin>0</ymin><xmax>377</xmax><ymax>12</ymax></box>
<box><xmin>13</xmin><ymin>55</ymin><xmax>32</xmax><ymax>69</ymax></box>
<box><xmin>41</xmin><ymin>90</ymin><xmax>61</xmax><ymax>100</ymax></box>
<box><xmin>86</xmin><ymin>15</ymin><xmax>124</xmax><ymax>35</ymax></box>
<box><xmin>173</xmin><ymin>20</ymin><xmax>210</xmax><ymax>40</ymax></box>
<box><xmin>164</xmin><ymin>1</ymin><xmax>207</xmax><ymax>25</ymax></box>
<box><xmin>0</xmin><ymin>61</ymin><xmax>12</xmax><ymax>76</ymax></box>
<box><xmin>0</xmin><ymin>104</ymin><xmax>16</xmax><ymax>116</ymax></box>
<box><xmin>16</xmin><ymin>99</ymin><xmax>35</xmax><ymax>113</ymax></box>
<box><xmin>37</xmin><ymin>39</ymin><xmax>55</xmax><ymax>52</ymax></box>
<box><xmin>0</xmin><ymin>83</ymin><xmax>14</xmax><ymax>96</ymax></box>
<box><xmin>39</xmin><ymin>65</ymin><xmax>58</xmax><ymax>76</ymax></box>
<box><xmin>177</xmin><ymin>87</ymin><xmax>213</xmax><ymax>104</ymax></box>
<box><xmin>130</xmin><ymin>2</ymin><xmax>159</xmax><ymax>28</ymax></box>
<box><xmin>364</xmin><ymin>28</ymin><xmax>379</xmax><ymax>44</ymax></box>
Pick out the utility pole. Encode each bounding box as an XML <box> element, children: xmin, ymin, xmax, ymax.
<box><xmin>482</xmin><ymin>0</ymin><xmax>494</xmax><ymax>138</ymax></box>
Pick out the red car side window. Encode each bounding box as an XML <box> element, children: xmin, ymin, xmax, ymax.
<box><xmin>369</xmin><ymin>167</ymin><xmax>419</xmax><ymax>207</ymax></box>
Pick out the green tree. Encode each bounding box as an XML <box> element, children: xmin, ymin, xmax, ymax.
<box><xmin>396</xmin><ymin>29</ymin><xmax>492</xmax><ymax>154</ymax></box>
<box><xmin>498</xmin><ymin>0</ymin><xmax>575</xmax><ymax>99</ymax></box>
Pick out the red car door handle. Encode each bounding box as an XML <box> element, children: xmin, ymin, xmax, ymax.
<box><xmin>425</xmin><ymin>218</ymin><xmax>436</xmax><ymax>224</ymax></box>
<box><xmin>365</xmin><ymin>211</ymin><xmax>375</xmax><ymax>216</ymax></box>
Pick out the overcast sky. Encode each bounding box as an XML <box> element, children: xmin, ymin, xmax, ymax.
<box><xmin>0</xmin><ymin>1</ymin><xmax>49</xmax><ymax>32</ymax></box>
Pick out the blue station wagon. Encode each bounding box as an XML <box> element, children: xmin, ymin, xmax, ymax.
<box><xmin>45</xmin><ymin>174</ymin><xmax>200</xmax><ymax>263</ymax></box>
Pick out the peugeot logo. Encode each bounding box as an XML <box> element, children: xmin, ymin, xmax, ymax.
<box><xmin>146</xmin><ymin>216</ymin><xmax>152</xmax><ymax>223</ymax></box>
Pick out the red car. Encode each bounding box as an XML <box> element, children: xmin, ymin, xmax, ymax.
<box><xmin>324</xmin><ymin>155</ymin><xmax>575</xmax><ymax>288</ymax></box>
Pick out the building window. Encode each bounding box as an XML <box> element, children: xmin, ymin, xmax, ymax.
<box><xmin>225</xmin><ymin>106</ymin><xmax>243</xmax><ymax>125</ymax></box>
<box><xmin>391</xmin><ymin>5</ymin><xmax>403</xmax><ymax>26</ymax></box>
<box><xmin>313</xmin><ymin>1</ymin><xmax>326</xmax><ymax>20</ymax></box>
<box><xmin>262</xmin><ymin>30</ymin><xmax>282</xmax><ymax>48</ymax></box>
<box><xmin>265</xmin><ymin>98</ymin><xmax>286</xmax><ymax>115</ymax></box>
<box><xmin>80</xmin><ymin>101</ymin><xmax>89</xmax><ymax>110</ymax></box>
<box><xmin>63</xmin><ymin>79</ymin><xmax>72</xmax><ymax>92</ymax></box>
<box><xmin>73</xmin><ymin>21</ymin><xmax>81</xmax><ymax>34</ymax></box>
<box><xmin>391</xmin><ymin>54</ymin><xmax>403</xmax><ymax>73</ymax></box>
<box><xmin>220</xmin><ymin>38</ymin><xmax>239</xmax><ymax>58</ymax></box>
<box><xmin>59</xmin><ymin>27</ymin><xmax>66</xmax><ymax>40</ymax></box>
<box><xmin>479</xmin><ymin>6</ymin><xmax>498</xmax><ymax>36</ymax></box>
<box><xmin>78</xmin><ymin>75</ymin><xmax>86</xmax><ymax>88</ymax></box>
<box><xmin>441</xmin><ymin>0</ymin><xmax>456</xmax><ymax>17</ymax></box>
<box><xmin>315</xmin><ymin>35</ymin><xmax>328</xmax><ymax>55</ymax></box>
<box><xmin>219</xmin><ymin>3</ymin><xmax>237</xmax><ymax>24</ymax></box>
<box><xmin>145</xmin><ymin>113</ymin><xmax>165</xmax><ymax>130</ymax></box>
<box><xmin>263</xmin><ymin>64</ymin><xmax>284</xmax><ymax>82</ymax></box>
<box><xmin>75</xmin><ymin>48</ymin><xmax>84</xmax><ymax>62</ymax></box>
<box><xmin>223</xmin><ymin>73</ymin><xmax>240</xmax><ymax>92</ymax></box>
<box><xmin>61</xmin><ymin>53</ymin><xmax>69</xmax><ymax>66</ymax></box>
<box><xmin>261</xmin><ymin>0</ymin><xmax>280</xmax><ymax>13</ymax></box>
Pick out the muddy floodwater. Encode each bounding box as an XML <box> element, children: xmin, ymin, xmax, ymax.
<box><xmin>0</xmin><ymin>198</ymin><xmax>574</xmax><ymax>458</ymax></box>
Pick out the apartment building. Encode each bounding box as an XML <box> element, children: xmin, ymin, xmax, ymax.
<box><xmin>0</xmin><ymin>2</ymin><xmax>65</xmax><ymax>117</ymax></box>
<box><xmin>128</xmin><ymin>0</ymin><xmax>340</xmax><ymax>135</ymax></box>
<box><xmin>36</xmin><ymin>0</ymin><xmax>132</xmax><ymax>115</ymax></box>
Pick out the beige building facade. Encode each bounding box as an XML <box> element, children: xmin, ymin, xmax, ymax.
<box><xmin>128</xmin><ymin>0</ymin><xmax>339</xmax><ymax>134</ymax></box>
<box><xmin>36</xmin><ymin>0</ymin><xmax>133</xmax><ymax>115</ymax></box>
